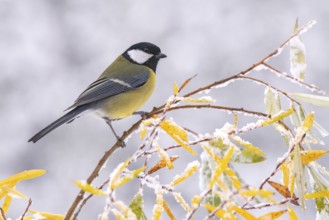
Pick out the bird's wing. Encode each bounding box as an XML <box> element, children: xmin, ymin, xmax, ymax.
<box><xmin>67</xmin><ymin>70</ymin><xmax>150</xmax><ymax>109</ymax></box>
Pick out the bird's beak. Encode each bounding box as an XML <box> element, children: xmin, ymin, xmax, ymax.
<box><xmin>155</xmin><ymin>53</ymin><xmax>167</xmax><ymax>59</ymax></box>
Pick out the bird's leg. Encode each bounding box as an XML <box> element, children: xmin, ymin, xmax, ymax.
<box><xmin>105</xmin><ymin>119</ymin><xmax>126</xmax><ymax>148</ymax></box>
<box><xmin>133</xmin><ymin>111</ymin><xmax>149</xmax><ymax>120</ymax></box>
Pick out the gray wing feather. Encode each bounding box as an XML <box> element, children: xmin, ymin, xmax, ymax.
<box><xmin>70</xmin><ymin>70</ymin><xmax>150</xmax><ymax>108</ymax></box>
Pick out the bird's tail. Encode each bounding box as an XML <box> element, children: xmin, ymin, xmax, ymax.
<box><xmin>28</xmin><ymin>105</ymin><xmax>89</xmax><ymax>143</ymax></box>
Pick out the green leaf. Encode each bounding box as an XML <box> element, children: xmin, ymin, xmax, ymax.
<box><xmin>290</xmin><ymin>19</ymin><xmax>306</xmax><ymax>80</ymax></box>
<box><xmin>233</xmin><ymin>149</ymin><xmax>266</xmax><ymax>164</ymax></box>
<box><xmin>129</xmin><ymin>193</ymin><xmax>147</xmax><ymax>220</ymax></box>
<box><xmin>265</xmin><ymin>86</ymin><xmax>281</xmax><ymax>116</ymax></box>
<box><xmin>290</xmin><ymin>93</ymin><xmax>329</xmax><ymax>107</ymax></box>
<box><xmin>309</xmin><ymin>166</ymin><xmax>329</xmax><ymax>217</ymax></box>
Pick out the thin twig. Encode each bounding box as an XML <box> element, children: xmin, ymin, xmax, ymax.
<box><xmin>19</xmin><ymin>198</ymin><xmax>32</xmax><ymax>220</ymax></box>
<box><xmin>238</xmin><ymin>75</ymin><xmax>301</xmax><ymax>105</ymax></box>
<box><xmin>244</xmin><ymin>197</ymin><xmax>299</xmax><ymax>210</ymax></box>
<box><xmin>262</xmin><ymin>62</ymin><xmax>324</xmax><ymax>94</ymax></box>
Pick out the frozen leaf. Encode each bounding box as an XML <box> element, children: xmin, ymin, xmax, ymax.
<box><xmin>281</xmin><ymin>161</ymin><xmax>290</xmax><ymax>187</ymax></box>
<box><xmin>268</xmin><ymin>181</ymin><xmax>298</xmax><ymax>205</ymax></box>
<box><xmin>261</xmin><ymin>108</ymin><xmax>294</xmax><ymax>126</ymax></box>
<box><xmin>111</xmin><ymin>166</ymin><xmax>145</xmax><ymax>189</ymax></box>
<box><xmin>173</xmin><ymin>192</ymin><xmax>190</xmax><ymax>212</ymax></box>
<box><xmin>204</xmin><ymin>204</ymin><xmax>237</xmax><ymax>220</ymax></box>
<box><xmin>173</xmin><ymin>81</ymin><xmax>179</xmax><ymax>96</ymax></box>
<box><xmin>287</xmin><ymin>206</ymin><xmax>298</xmax><ymax>220</ymax></box>
<box><xmin>292</xmin><ymin>144</ymin><xmax>306</xmax><ymax>208</ymax></box>
<box><xmin>230</xmin><ymin>205</ymin><xmax>257</xmax><ymax>220</ymax></box>
<box><xmin>74</xmin><ymin>180</ymin><xmax>107</xmax><ymax>196</ymax></box>
<box><xmin>240</xmin><ymin>188</ymin><xmax>274</xmax><ymax>198</ymax></box>
<box><xmin>129</xmin><ymin>193</ymin><xmax>147</xmax><ymax>220</ymax></box>
<box><xmin>147</xmin><ymin>156</ymin><xmax>179</xmax><ymax>175</ymax></box>
<box><xmin>257</xmin><ymin>210</ymin><xmax>287</xmax><ymax>220</ymax></box>
<box><xmin>230</xmin><ymin>135</ymin><xmax>265</xmax><ymax>157</ymax></box>
<box><xmin>290</xmin><ymin>93</ymin><xmax>329</xmax><ymax>108</ymax></box>
<box><xmin>163</xmin><ymin>201</ymin><xmax>175</xmax><ymax>220</ymax></box>
<box><xmin>290</xmin><ymin>19</ymin><xmax>306</xmax><ymax>80</ymax></box>
<box><xmin>233</xmin><ymin>148</ymin><xmax>266</xmax><ymax>164</ymax></box>
<box><xmin>304</xmin><ymin>190</ymin><xmax>329</xmax><ymax>199</ymax></box>
<box><xmin>209</xmin><ymin>146</ymin><xmax>234</xmax><ymax>188</ymax></box>
<box><xmin>160</xmin><ymin>120</ymin><xmax>197</xmax><ymax>156</ymax></box>
<box><xmin>301</xmin><ymin>150</ymin><xmax>328</xmax><ymax>165</ymax></box>
<box><xmin>29</xmin><ymin>210</ymin><xmax>66</xmax><ymax>220</ymax></box>
<box><xmin>154</xmin><ymin>141</ymin><xmax>174</xmax><ymax>169</ymax></box>
<box><xmin>152</xmin><ymin>186</ymin><xmax>163</xmax><ymax>220</ymax></box>
<box><xmin>191</xmin><ymin>196</ymin><xmax>202</xmax><ymax>209</ymax></box>
<box><xmin>183</xmin><ymin>96</ymin><xmax>216</xmax><ymax>103</ymax></box>
<box><xmin>265</xmin><ymin>86</ymin><xmax>281</xmax><ymax>115</ymax></box>
<box><xmin>225</xmin><ymin>167</ymin><xmax>242</xmax><ymax>190</ymax></box>
<box><xmin>114</xmin><ymin>201</ymin><xmax>137</xmax><ymax>220</ymax></box>
<box><xmin>170</xmin><ymin>161</ymin><xmax>199</xmax><ymax>187</ymax></box>
<box><xmin>110</xmin><ymin>209</ymin><xmax>125</xmax><ymax>220</ymax></box>
<box><xmin>109</xmin><ymin>159</ymin><xmax>130</xmax><ymax>190</ymax></box>
<box><xmin>2</xmin><ymin>195</ymin><xmax>12</xmax><ymax>214</ymax></box>
<box><xmin>0</xmin><ymin>170</ymin><xmax>46</xmax><ymax>187</ymax></box>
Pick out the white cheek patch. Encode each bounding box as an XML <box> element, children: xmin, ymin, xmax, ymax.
<box><xmin>127</xmin><ymin>49</ymin><xmax>153</xmax><ymax>64</ymax></box>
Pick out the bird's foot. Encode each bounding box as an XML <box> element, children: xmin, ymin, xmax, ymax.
<box><xmin>133</xmin><ymin>111</ymin><xmax>149</xmax><ymax>120</ymax></box>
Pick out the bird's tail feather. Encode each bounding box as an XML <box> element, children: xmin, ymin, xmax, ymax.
<box><xmin>28</xmin><ymin>105</ymin><xmax>88</xmax><ymax>143</ymax></box>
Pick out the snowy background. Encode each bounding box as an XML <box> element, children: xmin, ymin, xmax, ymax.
<box><xmin>1</xmin><ymin>0</ymin><xmax>329</xmax><ymax>219</ymax></box>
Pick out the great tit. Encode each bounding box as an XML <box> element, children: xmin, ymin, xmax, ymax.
<box><xmin>28</xmin><ymin>42</ymin><xmax>166</xmax><ymax>143</ymax></box>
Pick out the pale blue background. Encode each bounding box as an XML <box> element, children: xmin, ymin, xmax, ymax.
<box><xmin>1</xmin><ymin>0</ymin><xmax>329</xmax><ymax>219</ymax></box>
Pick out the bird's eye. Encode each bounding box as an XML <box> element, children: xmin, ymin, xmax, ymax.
<box><xmin>143</xmin><ymin>48</ymin><xmax>150</xmax><ymax>52</ymax></box>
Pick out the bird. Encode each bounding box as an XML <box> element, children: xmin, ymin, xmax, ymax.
<box><xmin>28</xmin><ymin>42</ymin><xmax>166</xmax><ymax>143</ymax></box>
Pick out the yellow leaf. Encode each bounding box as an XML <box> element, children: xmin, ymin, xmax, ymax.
<box><xmin>240</xmin><ymin>189</ymin><xmax>274</xmax><ymax>198</ymax></box>
<box><xmin>292</xmin><ymin>144</ymin><xmax>305</xmax><ymax>208</ymax></box>
<box><xmin>110</xmin><ymin>209</ymin><xmax>125</xmax><ymax>220</ymax></box>
<box><xmin>170</xmin><ymin>161</ymin><xmax>199</xmax><ymax>187</ymax></box>
<box><xmin>113</xmin><ymin>201</ymin><xmax>137</xmax><ymax>219</ymax></box>
<box><xmin>160</xmin><ymin>120</ymin><xmax>197</xmax><ymax>156</ymax></box>
<box><xmin>183</xmin><ymin>96</ymin><xmax>216</xmax><ymax>103</ymax></box>
<box><xmin>178</xmin><ymin>74</ymin><xmax>197</xmax><ymax>92</ymax></box>
<box><xmin>109</xmin><ymin>159</ymin><xmax>130</xmax><ymax>190</ymax></box>
<box><xmin>287</xmin><ymin>206</ymin><xmax>298</xmax><ymax>220</ymax></box>
<box><xmin>173</xmin><ymin>192</ymin><xmax>190</xmax><ymax>212</ymax></box>
<box><xmin>111</xmin><ymin>167</ymin><xmax>145</xmax><ymax>190</ymax></box>
<box><xmin>148</xmin><ymin>156</ymin><xmax>179</xmax><ymax>175</ymax></box>
<box><xmin>225</xmin><ymin>168</ymin><xmax>241</xmax><ymax>190</ymax></box>
<box><xmin>295</xmin><ymin>112</ymin><xmax>314</xmax><ymax>141</ymax></box>
<box><xmin>257</xmin><ymin>210</ymin><xmax>287</xmax><ymax>220</ymax></box>
<box><xmin>0</xmin><ymin>170</ymin><xmax>46</xmax><ymax>187</ymax></box>
<box><xmin>140</xmin><ymin>127</ymin><xmax>147</xmax><ymax>140</ymax></box>
<box><xmin>281</xmin><ymin>162</ymin><xmax>290</xmax><ymax>187</ymax></box>
<box><xmin>2</xmin><ymin>195</ymin><xmax>12</xmax><ymax>214</ymax></box>
<box><xmin>153</xmin><ymin>186</ymin><xmax>163</xmax><ymax>220</ymax></box>
<box><xmin>29</xmin><ymin>210</ymin><xmax>66</xmax><ymax>220</ymax></box>
<box><xmin>261</xmin><ymin>108</ymin><xmax>294</xmax><ymax>126</ymax></box>
<box><xmin>155</xmin><ymin>141</ymin><xmax>174</xmax><ymax>169</ymax></box>
<box><xmin>268</xmin><ymin>181</ymin><xmax>298</xmax><ymax>205</ymax></box>
<box><xmin>230</xmin><ymin>205</ymin><xmax>257</xmax><ymax>220</ymax></box>
<box><xmin>304</xmin><ymin>190</ymin><xmax>329</xmax><ymax>199</ymax></box>
<box><xmin>230</xmin><ymin>135</ymin><xmax>265</xmax><ymax>156</ymax></box>
<box><xmin>208</xmin><ymin>146</ymin><xmax>235</xmax><ymax>188</ymax></box>
<box><xmin>173</xmin><ymin>81</ymin><xmax>179</xmax><ymax>95</ymax></box>
<box><xmin>204</xmin><ymin>204</ymin><xmax>237</xmax><ymax>220</ymax></box>
<box><xmin>163</xmin><ymin>201</ymin><xmax>175</xmax><ymax>220</ymax></box>
<box><xmin>301</xmin><ymin>150</ymin><xmax>328</xmax><ymax>165</ymax></box>
<box><xmin>74</xmin><ymin>180</ymin><xmax>107</xmax><ymax>196</ymax></box>
<box><xmin>191</xmin><ymin>196</ymin><xmax>202</xmax><ymax>209</ymax></box>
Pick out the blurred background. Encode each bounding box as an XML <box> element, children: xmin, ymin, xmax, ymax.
<box><xmin>1</xmin><ymin>0</ymin><xmax>329</xmax><ymax>219</ymax></box>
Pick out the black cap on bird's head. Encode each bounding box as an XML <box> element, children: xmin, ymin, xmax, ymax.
<box><xmin>123</xmin><ymin>42</ymin><xmax>167</xmax><ymax>72</ymax></box>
